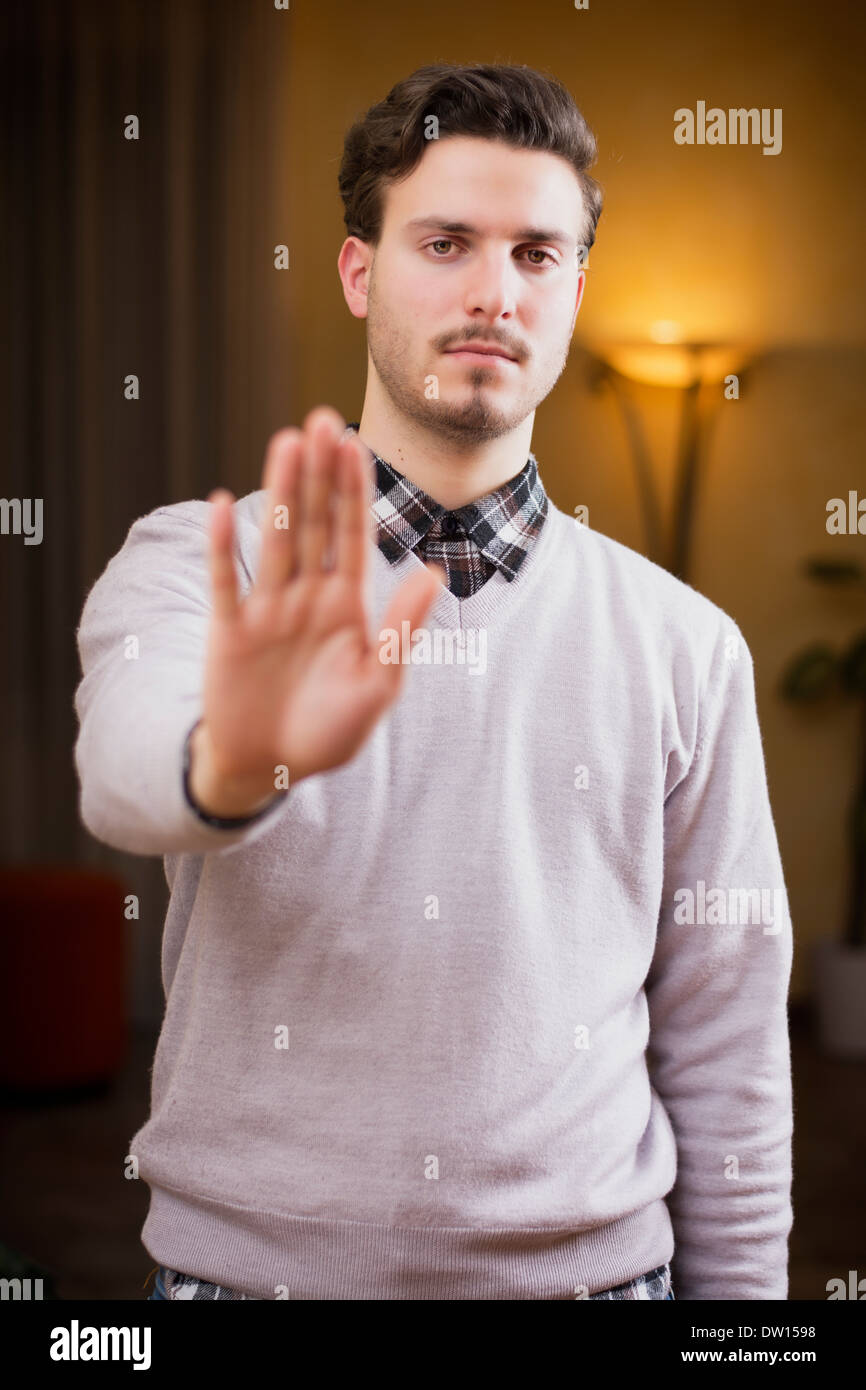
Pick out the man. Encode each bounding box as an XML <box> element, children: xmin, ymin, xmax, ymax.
<box><xmin>74</xmin><ymin>62</ymin><xmax>793</xmax><ymax>1301</ymax></box>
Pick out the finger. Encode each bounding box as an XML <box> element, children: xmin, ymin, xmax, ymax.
<box><xmin>298</xmin><ymin>408</ymin><xmax>343</xmax><ymax>574</ymax></box>
<box><xmin>257</xmin><ymin>429</ymin><xmax>302</xmax><ymax>593</ymax></box>
<box><xmin>334</xmin><ymin>433</ymin><xmax>373</xmax><ymax>582</ymax></box>
<box><xmin>375</xmin><ymin>563</ymin><xmax>444</xmax><ymax>690</ymax></box>
<box><xmin>207</xmin><ymin>489</ymin><xmax>240</xmax><ymax>621</ymax></box>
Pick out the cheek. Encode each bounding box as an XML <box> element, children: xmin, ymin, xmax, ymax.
<box><xmin>402</xmin><ymin>256</ymin><xmax>462</xmax><ymax>313</ymax></box>
<box><xmin>385</xmin><ymin>262</ymin><xmax>441</xmax><ymax>333</ymax></box>
<box><xmin>532</xmin><ymin>295</ymin><xmax>574</xmax><ymax>351</ymax></box>
<box><xmin>410</xmin><ymin>275</ymin><xmax>450</xmax><ymax>323</ymax></box>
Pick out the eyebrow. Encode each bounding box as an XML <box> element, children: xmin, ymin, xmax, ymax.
<box><xmin>405</xmin><ymin>216</ymin><xmax>576</xmax><ymax>250</ymax></box>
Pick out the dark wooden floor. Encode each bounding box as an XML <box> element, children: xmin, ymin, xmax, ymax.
<box><xmin>0</xmin><ymin>1005</ymin><xmax>862</xmax><ymax>1300</ymax></box>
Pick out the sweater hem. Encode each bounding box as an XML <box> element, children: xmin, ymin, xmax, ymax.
<box><xmin>141</xmin><ymin>1185</ymin><xmax>675</xmax><ymax>1300</ymax></box>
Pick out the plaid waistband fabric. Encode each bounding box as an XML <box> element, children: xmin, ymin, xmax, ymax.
<box><xmin>590</xmin><ymin>1263</ymin><xmax>673</xmax><ymax>1300</ymax></box>
<box><xmin>341</xmin><ymin>422</ymin><xmax>548</xmax><ymax>600</ymax></box>
<box><xmin>155</xmin><ymin>1262</ymin><xmax>673</xmax><ymax>1300</ymax></box>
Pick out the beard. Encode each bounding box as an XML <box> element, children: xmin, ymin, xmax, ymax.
<box><xmin>365</xmin><ymin>264</ymin><xmax>571</xmax><ymax>449</ymax></box>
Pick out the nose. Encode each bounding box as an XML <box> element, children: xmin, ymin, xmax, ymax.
<box><xmin>461</xmin><ymin>247</ymin><xmax>517</xmax><ymax>321</ymax></box>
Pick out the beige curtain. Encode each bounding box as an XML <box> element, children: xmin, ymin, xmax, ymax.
<box><xmin>1</xmin><ymin>0</ymin><xmax>295</xmax><ymax>1021</ymax></box>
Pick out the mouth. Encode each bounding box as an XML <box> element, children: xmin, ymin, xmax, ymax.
<box><xmin>444</xmin><ymin>346</ymin><xmax>518</xmax><ymax>364</ymax></box>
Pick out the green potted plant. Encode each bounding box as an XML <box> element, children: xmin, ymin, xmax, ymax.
<box><xmin>779</xmin><ymin>557</ymin><xmax>866</xmax><ymax>1058</ymax></box>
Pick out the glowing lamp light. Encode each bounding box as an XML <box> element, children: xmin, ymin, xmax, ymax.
<box><xmin>578</xmin><ymin>330</ymin><xmax>752</xmax><ymax>578</ymax></box>
<box><xmin>601</xmin><ymin>337</ymin><xmax>745</xmax><ymax>390</ymax></box>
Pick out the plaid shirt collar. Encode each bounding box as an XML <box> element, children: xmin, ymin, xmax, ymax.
<box><xmin>342</xmin><ymin>422</ymin><xmax>549</xmax><ymax>600</ymax></box>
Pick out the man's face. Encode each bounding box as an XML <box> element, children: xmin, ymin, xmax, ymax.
<box><xmin>353</xmin><ymin>135</ymin><xmax>587</xmax><ymax>447</ymax></box>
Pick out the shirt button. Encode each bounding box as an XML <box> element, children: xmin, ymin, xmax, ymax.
<box><xmin>443</xmin><ymin>514</ymin><xmax>459</xmax><ymax>535</ymax></box>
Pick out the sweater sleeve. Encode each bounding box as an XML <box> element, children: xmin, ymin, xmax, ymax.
<box><xmin>73</xmin><ymin>504</ymin><xmax>291</xmax><ymax>856</ymax></box>
<box><xmin>645</xmin><ymin>614</ymin><xmax>794</xmax><ymax>1300</ymax></box>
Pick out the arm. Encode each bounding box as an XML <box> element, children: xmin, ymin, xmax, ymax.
<box><xmin>646</xmin><ymin>615</ymin><xmax>794</xmax><ymax>1300</ymax></box>
<box><xmin>74</xmin><ymin>411</ymin><xmax>445</xmax><ymax>859</ymax></box>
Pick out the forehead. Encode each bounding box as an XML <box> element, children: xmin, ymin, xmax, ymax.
<box><xmin>383</xmin><ymin>136</ymin><xmax>584</xmax><ymax>246</ymax></box>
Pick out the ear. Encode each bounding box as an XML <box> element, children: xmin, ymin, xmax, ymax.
<box><xmin>570</xmin><ymin>268</ymin><xmax>587</xmax><ymax>336</ymax></box>
<box><xmin>338</xmin><ymin>237</ymin><xmax>374</xmax><ymax>319</ymax></box>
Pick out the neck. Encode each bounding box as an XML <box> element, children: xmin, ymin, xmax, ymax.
<box><xmin>356</xmin><ymin>380</ymin><xmax>535</xmax><ymax>511</ymax></box>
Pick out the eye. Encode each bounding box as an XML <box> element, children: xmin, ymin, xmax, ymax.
<box><xmin>523</xmin><ymin>248</ymin><xmax>556</xmax><ymax>267</ymax></box>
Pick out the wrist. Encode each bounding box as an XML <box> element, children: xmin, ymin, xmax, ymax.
<box><xmin>186</xmin><ymin>720</ymin><xmax>286</xmax><ymax>820</ymax></box>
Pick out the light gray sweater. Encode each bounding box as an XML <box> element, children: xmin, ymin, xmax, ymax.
<box><xmin>73</xmin><ymin>491</ymin><xmax>794</xmax><ymax>1300</ymax></box>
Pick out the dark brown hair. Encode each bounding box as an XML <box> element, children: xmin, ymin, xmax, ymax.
<box><xmin>338</xmin><ymin>62</ymin><xmax>604</xmax><ymax>259</ymax></box>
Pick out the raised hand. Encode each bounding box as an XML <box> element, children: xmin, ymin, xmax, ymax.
<box><xmin>188</xmin><ymin>407</ymin><xmax>445</xmax><ymax>818</ymax></box>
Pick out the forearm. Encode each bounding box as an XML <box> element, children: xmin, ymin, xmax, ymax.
<box><xmin>655</xmin><ymin>972</ymin><xmax>794</xmax><ymax>1299</ymax></box>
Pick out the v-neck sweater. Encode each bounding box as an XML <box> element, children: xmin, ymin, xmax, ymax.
<box><xmin>73</xmin><ymin>489</ymin><xmax>794</xmax><ymax>1300</ymax></box>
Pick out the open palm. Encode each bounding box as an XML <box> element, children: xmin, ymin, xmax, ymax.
<box><xmin>198</xmin><ymin>407</ymin><xmax>444</xmax><ymax>794</ymax></box>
